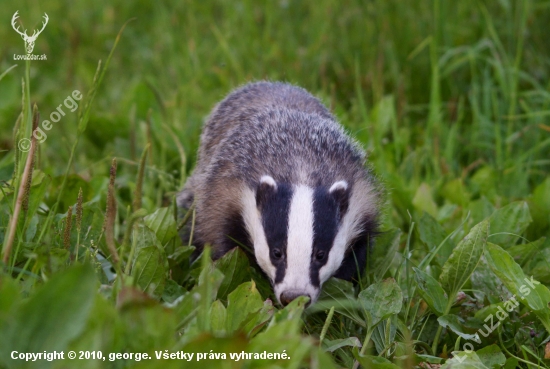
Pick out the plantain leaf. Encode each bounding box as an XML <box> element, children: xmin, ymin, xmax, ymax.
<box><xmin>414</xmin><ymin>267</ymin><xmax>448</xmax><ymax>315</ymax></box>
<box><xmin>144</xmin><ymin>207</ymin><xmax>177</xmax><ymax>245</ymax></box>
<box><xmin>439</xmin><ymin>219</ymin><xmax>489</xmax><ymax>297</ymax></box>
<box><xmin>484</xmin><ymin>242</ymin><xmax>550</xmax><ymax>333</ymax></box>
<box><xmin>133</xmin><ymin>246</ymin><xmax>166</xmax><ymax>298</ymax></box>
<box><xmin>210</xmin><ymin>300</ymin><xmax>227</xmax><ymax>334</ymax></box>
<box><xmin>476</xmin><ymin>344</ymin><xmax>506</xmax><ymax>369</ymax></box>
<box><xmin>441</xmin><ymin>351</ymin><xmax>490</xmax><ymax>368</ymax></box>
<box><xmin>214</xmin><ymin>247</ymin><xmax>252</xmax><ymax>302</ymax></box>
<box><xmin>242</xmin><ymin>298</ymin><xmax>275</xmax><ymax>338</ymax></box>
<box><xmin>225</xmin><ymin>281</ymin><xmax>263</xmax><ymax>333</ymax></box>
<box><xmin>358</xmin><ymin>278</ymin><xmax>403</xmax><ymax>328</ymax></box>
<box><xmin>437</xmin><ymin>314</ymin><xmax>480</xmax><ymax>342</ymax></box>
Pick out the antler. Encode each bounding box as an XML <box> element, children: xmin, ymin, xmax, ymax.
<box><xmin>30</xmin><ymin>13</ymin><xmax>49</xmax><ymax>38</ymax></box>
<box><xmin>11</xmin><ymin>11</ymin><xmax>28</xmax><ymax>38</ymax></box>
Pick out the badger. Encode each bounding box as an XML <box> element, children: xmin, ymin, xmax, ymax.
<box><xmin>177</xmin><ymin>81</ymin><xmax>380</xmax><ymax>306</ymax></box>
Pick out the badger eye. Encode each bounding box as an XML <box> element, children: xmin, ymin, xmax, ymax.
<box><xmin>272</xmin><ymin>249</ymin><xmax>282</xmax><ymax>259</ymax></box>
<box><xmin>315</xmin><ymin>251</ymin><xmax>325</xmax><ymax>261</ymax></box>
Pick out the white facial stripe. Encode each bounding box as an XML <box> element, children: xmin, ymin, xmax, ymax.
<box><xmin>274</xmin><ymin>185</ymin><xmax>319</xmax><ymax>303</ymax></box>
<box><xmin>241</xmin><ymin>187</ymin><xmax>276</xmax><ymax>281</ymax></box>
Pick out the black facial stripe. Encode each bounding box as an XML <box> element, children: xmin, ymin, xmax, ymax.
<box><xmin>310</xmin><ymin>187</ymin><xmax>341</xmax><ymax>287</ymax></box>
<box><xmin>258</xmin><ymin>182</ymin><xmax>292</xmax><ymax>284</ymax></box>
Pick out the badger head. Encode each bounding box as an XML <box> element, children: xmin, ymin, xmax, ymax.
<box><xmin>241</xmin><ymin>175</ymin><xmax>377</xmax><ymax>306</ymax></box>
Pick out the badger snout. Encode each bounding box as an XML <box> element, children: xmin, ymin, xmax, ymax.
<box><xmin>279</xmin><ymin>290</ymin><xmax>311</xmax><ymax>307</ymax></box>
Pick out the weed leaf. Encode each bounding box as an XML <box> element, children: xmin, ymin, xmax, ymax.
<box><xmin>414</xmin><ymin>267</ymin><xmax>448</xmax><ymax>315</ymax></box>
<box><xmin>484</xmin><ymin>242</ymin><xmax>550</xmax><ymax>333</ymax></box>
<box><xmin>439</xmin><ymin>219</ymin><xmax>489</xmax><ymax>297</ymax></box>
<box><xmin>358</xmin><ymin>278</ymin><xmax>403</xmax><ymax>328</ymax></box>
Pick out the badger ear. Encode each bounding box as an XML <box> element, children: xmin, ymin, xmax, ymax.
<box><xmin>256</xmin><ymin>175</ymin><xmax>277</xmax><ymax>207</ymax></box>
<box><xmin>329</xmin><ymin>180</ymin><xmax>349</xmax><ymax>217</ymax></box>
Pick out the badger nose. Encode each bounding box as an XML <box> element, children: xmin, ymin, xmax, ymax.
<box><xmin>280</xmin><ymin>291</ymin><xmax>311</xmax><ymax>307</ymax></box>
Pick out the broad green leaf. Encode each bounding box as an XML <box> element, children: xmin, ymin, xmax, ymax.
<box><xmin>476</xmin><ymin>344</ymin><xmax>506</xmax><ymax>369</ymax></box>
<box><xmin>161</xmin><ymin>279</ymin><xmax>186</xmax><ymax>303</ymax></box>
<box><xmin>412</xmin><ymin>183</ymin><xmax>438</xmax><ymax>217</ymax></box>
<box><xmin>214</xmin><ymin>247</ymin><xmax>252</xmax><ymax>301</ymax></box>
<box><xmin>488</xmin><ymin>201</ymin><xmax>532</xmax><ymax>247</ymax></box>
<box><xmin>144</xmin><ymin>207</ymin><xmax>177</xmax><ymax>245</ymax></box>
<box><xmin>225</xmin><ymin>281</ymin><xmax>263</xmax><ymax>333</ymax></box>
<box><xmin>352</xmin><ymin>348</ymin><xmax>400</xmax><ymax>368</ymax></box>
<box><xmin>322</xmin><ymin>337</ymin><xmax>361</xmax><ymax>352</ymax></box>
<box><xmin>133</xmin><ymin>246</ymin><xmax>166</xmax><ymax>298</ymax></box>
<box><xmin>133</xmin><ymin>224</ymin><xmax>163</xmax><ymax>252</ymax></box>
<box><xmin>441</xmin><ymin>351</ymin><xmax>490</xmax><ymax>368</ymax></box>
<box><xmin>173</xmin><ymin>266</ymin><xmax>224</xmax><ymax>329</ymax></box>
<box><xmin>440</xmin><ymin>219</ymin><xmax>489</xmax><ymax>296</ymax></box>
<box><xmin>358</xmin><ymin>278</ymin><xmax>403</xmax><ymax>327</ymax></box>
<box><xmin>210</xmin><ymin>300</ymin><xmax>227</xmax><ymax>334</ymax></box>
<box><xmin>268</xmin><ymin>295</ymin><xmax>309</xmax><ymax>329</ymax></box>
<box><xmin>503</xmin><ymin>357</ymin><xmax>519</xmax><ymax>369</ymax></box>
<box><xmin>168</xmin><ymin>245</ymin><xmax>195</xmax><ymax>284</ymax></box>
<box><xmin>0</xmin><ymin>265</ymin><xmax>96</xmax><ymax>369</ymax></box>
<box><xmin>196</xmin><ymin>249</ymin><xmax>225</xmax><ymax>332</ymax></box>
<box><xmin>242</xmin><ymin>299</ymin><xmax>275</xmax><ymax>337</ymax></box>
<box><xmin>484</xmin><ymin>242</ymin><xmax>550</xmax><ymax>333</ymax></box>
<box><xmin>413</xmin><ymin>267</ymin><xmax>448</xmax><ymax>315</ymax></box>
<box><xmin>372</xmin><ymin>315</ymin><xmax>396</xmax><ymax>355</ymax></box>
<box><xmin>437</xmin><ymin>314</ymin><xmax>479</xmax><ymax>342</ymax></box>
<box><xmin>67</xmin><ymin>292</ymin><xmax>124</xmax><ymax>360</ymax></box>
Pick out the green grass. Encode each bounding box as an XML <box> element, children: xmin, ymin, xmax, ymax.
<box><xmin>1</xmin><ymin>0</ymin><xmax>550</xmax><ymax>368</ymax></box>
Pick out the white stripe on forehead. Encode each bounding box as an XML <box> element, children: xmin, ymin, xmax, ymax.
<box><xmin>274</xmin><ymin>184</ymin><xmax>317</xmax><ymax>298</ymax></box>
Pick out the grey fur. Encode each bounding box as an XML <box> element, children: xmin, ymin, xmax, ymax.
<box><xmin>178</xmin><ymin>81</ymin><xmax>380</xmax><ymax>263</ymax></box>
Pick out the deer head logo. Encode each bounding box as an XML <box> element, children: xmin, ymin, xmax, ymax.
<box><xmin>11</xmin><ymin>11</ymin><xmax>49</xmax><ymax>54</ymax></box>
